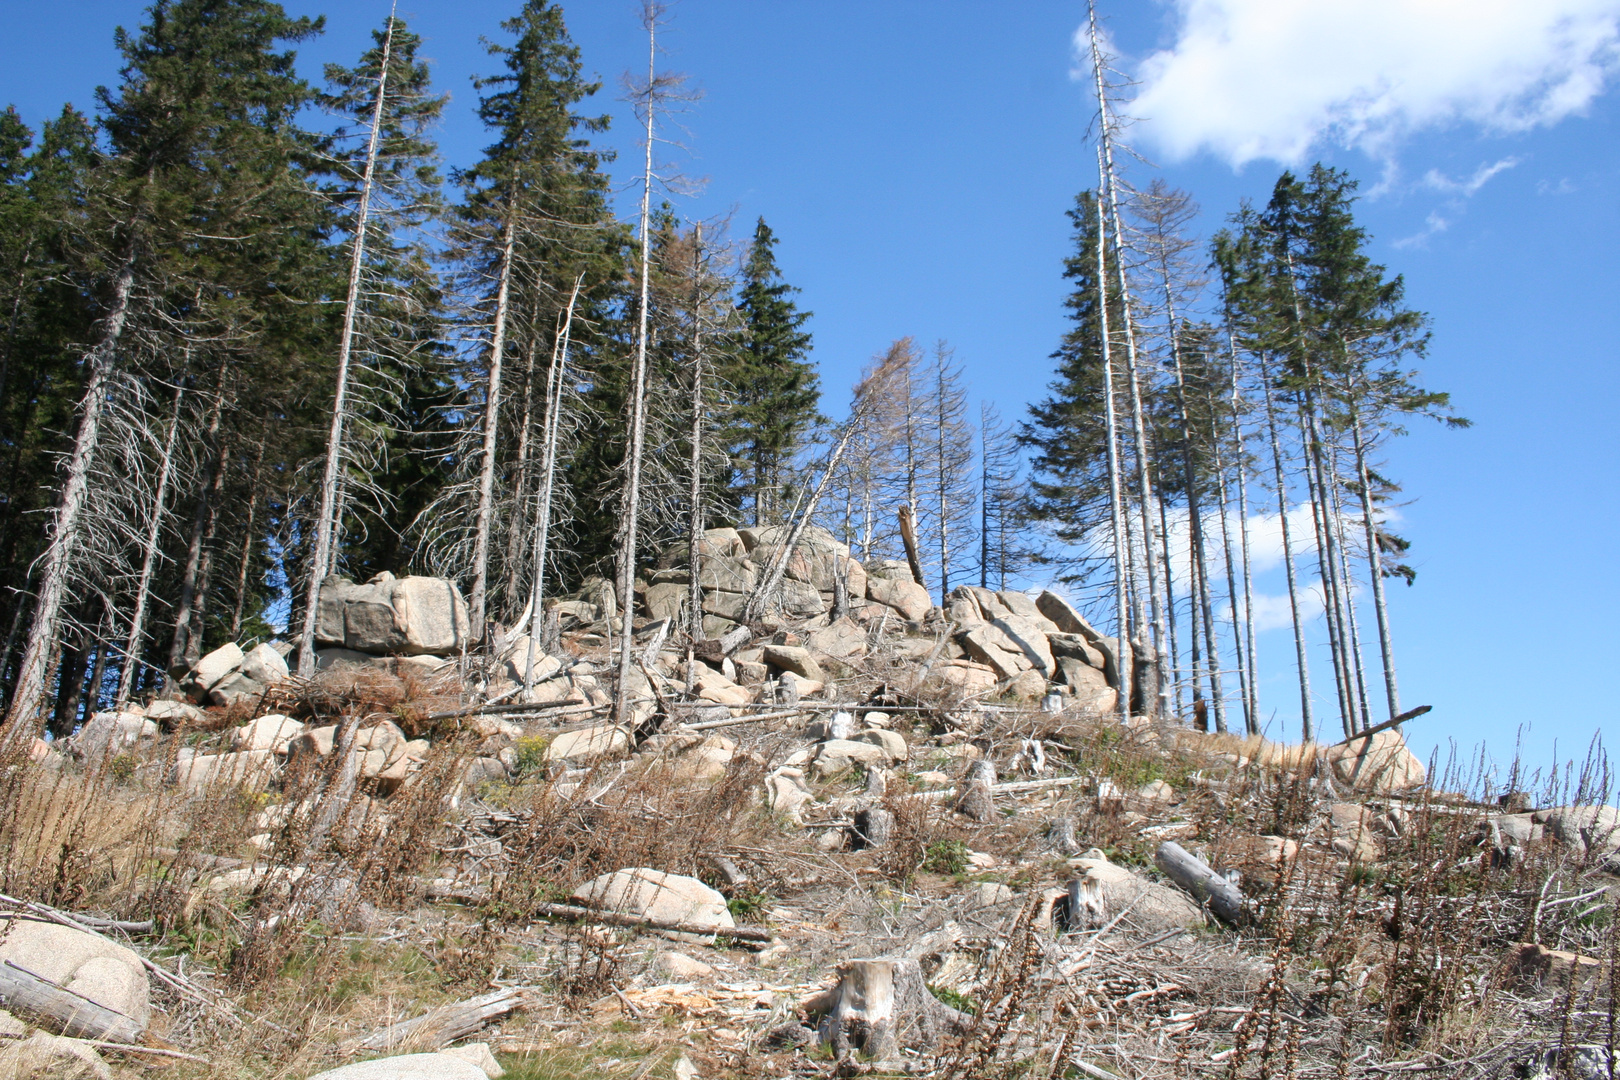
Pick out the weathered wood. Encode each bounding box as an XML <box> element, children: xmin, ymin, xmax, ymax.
<box><xmin>1154</xmin><ymin>841</ymin><xmax>1246</xmax><ymax>925</ymax></box>
<box><xmin>1329</xmin><ymin>704</ymin><xmax>1431</xmax><ymax>746</ymax></box>
<box><xmin>0</xmin><ymin>959</ymin><xmax>146</xmax><ymax>1043</ymax></box>
<box><xmin>422</xmin><ymin>697</ymin><xmax>585</xmax><ymax>723</ymax></box>
<box><xmin>693</xmin><ymin>624</ymin><xmax>752</xmax><ymax>664</ymax></box>
<box><xmin>805</xmin><ymin>957</ymin><xmax>973</xmax><ymax>1061</ymax></box>
<box><xmin>685</xmin><ymin>709</ymin><xmax>802</xmax><ymax>732</ymax></box>
<box><xmin>356</xmin><ymin>986</ymin><xmax>530</xmax><ymax>1052</ymax></box>
<box><xmin>531</xmin><ymin>902</ymin><xmax>774</xmax><ymax>944</ymax></box>
<box><xmin>896</xmin><ymin>504</ymin><xmax>926</xmax><ymax>590</ymax></box>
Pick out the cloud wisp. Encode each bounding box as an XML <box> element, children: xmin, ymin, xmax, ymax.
<box><xmin>1120</xmin><ymin>0</ymin><xmax>1620</xmax><ymax>168</ymax></box>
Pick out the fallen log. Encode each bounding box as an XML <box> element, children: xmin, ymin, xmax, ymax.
<box><xmin>530</xmin><ymin>902</ymin><xmax>774</xmax><ymax>944</ymax></box>
<box><xmin>0</xmin><ymin>959</ymin><xmax>145</xmax><ymax>1043</ymax></box>
<box><xmin>355</xmin><ymin>986</ymin><xmax>531</xmax><ymax>1052</ymax></box>
<box><xmin>1154</xmin><ymin>841</ymin><xmax>1246</xmax><ymax>925</ymax></box>
<box><xmin>803</xmin><ymin>957</ymin><xmax>974</xmax><ymax>1061</ymax></box>
<box><xmin>685</xmin><ymin>709</ymin><xmax>803</xmax><ymax>732</ymax></box>
<box><xmin>419</xmin><ymin>885</ymin><xmax>775</xmax><ymax>943</ymax></box>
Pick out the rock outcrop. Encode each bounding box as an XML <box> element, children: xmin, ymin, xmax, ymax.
<box><xmin>317</xmin><ymin>572</ymin><xmax>472</xmax><ymax>656</ymax></box>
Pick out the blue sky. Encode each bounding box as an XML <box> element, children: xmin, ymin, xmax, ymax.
<box><xmin>3</xmin><ymin>1</ymin><xmax>1616</xmax><ymax>779</ymax></box>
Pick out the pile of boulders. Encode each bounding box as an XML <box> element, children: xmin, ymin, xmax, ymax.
<box><xmin>636</xmin><ymin>525</ymin><xmax>1129</xmax><ymax>711</ymax></box>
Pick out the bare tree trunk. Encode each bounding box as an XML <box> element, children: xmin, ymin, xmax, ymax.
<box><xmin>468</xmin><ymin>214</ymin><xmax>518</xmax><ymax>641</ymax></box>
<box><xmin>1326</xmin><ymin>437</ymin><xmax>1373</xmax><ymax>733</ymax></box>
<box><xmin>168</xmin><ymin>394</ymin><xmax>230</xmax><ymax>678</ymax></box>
<box><xmin>1351</xmin><ymin>408</ymin><xmax>1400</xmax><ymax>721</ymax></box>
<box><xmin>897</xmin><ymin>503</ymin><xmax>926</xmax><ymax>591</ymax></box>
<box><xmin>1088</xmin><ymin>9</ymin><xmax>1164</xmax><ymax>714</ymax></box>
<box><xmin>1224</xmin><ymin>328</ymin><xmax>1261</xmax><ymax>730</ymax></box>
<box><xmin>613</xmin><ymin>15</ymin><xmax>660</xmax><ymax>726</ymax></box>
<box><xmin>84</xmin><ymin>603</ymin><xmax>113</xmax><ymax>716</ymax></box>
<box><xmin>1298</xmin><ymin>399</ymin><xmax>1354</xmax><ymax>738</ymax></box>
<box><xmin>686</xmin><ymin>227</ymin><xmax>706</xmax><ymax>659</ymax></box>
<box><xmin>116</xmin><ymin>387</ymin><xmax>184</xmax><ymax>708</ymax></box>
<box><xmin>2</xmin><ymin>247</ymin><xmax>137</xmax><ymax>743</ymax></box>
<box><xmin>1211</xmin><ymin>452</ymin><xmax>1253</xmax><ymax>734</ymax></box>
<box><xmin>1258</xmin><ymin>353</ymin><xmax>1313</xmax><ymax>742</ymax></box>
<box><xmin>1157</xmin><ymin>492</ymin><xmax>1185</xmax><ymax>717</ymax></box>
<box><xmin>296</xmin><ymin>17</ymin><xmax>395</xmax><ymax>677</ymax></box>
<box><xmin>51</xmin><ymin>622</ymin><xmax>87</xmax><ymax>738</ymax></box>
<box><xmin>228</xmin><ymin>436</ymin><xmax>264</xmax><ymax>641</ymax></box>
<box><xmin>1088</xmin><ymin>141</ymin><xmax>1132</xmax><ymax>726</ymax></box>
<box><xmin>522</xmin><ymin>277</ymin><xmax>582</xmax><ymax>696</ymax></box>
<box><xmin>503</xmin><ymin>300</ymin><xmax>546</xmax><ymax>611</ymax></box>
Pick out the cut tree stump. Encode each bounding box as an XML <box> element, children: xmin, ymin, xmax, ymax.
<box><xmin>954</xmin><ymin>760</ymin><xmax>996</xmax><ymax>822</ymax></box>
<box><xmin>1154</xmin><ymin>841</ymin><xmax>1246</xmax><ymax>925</ymax></box>
<box><xmin>804</xmin><ymin>958</ymin><xmax>973</xmax><ymax>1061</ymax></box>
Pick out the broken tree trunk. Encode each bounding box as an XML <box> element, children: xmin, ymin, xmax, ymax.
<box><xmin>807</xmin><ymin>958</ymin><xmax>973</xmax><ymax>1061</ymax></box>
<box><xmin>897</xmin><ymin>503</ymin><xmax>926</xmax><ymax>590</ymax></box>
<box><xmin>355</xmin><ymin>986</ymin><xmax>530</xmax><ymax>1052</ymax></box>
<box><xmin>0</xmin><ymin>959</ymin><xmax>145</xmax><ymax>1043</ymax></box>
<box><xmin>1154</xmin><ymin>841</ymin><xmax>1245</xmax><ymax>924</ymax></box>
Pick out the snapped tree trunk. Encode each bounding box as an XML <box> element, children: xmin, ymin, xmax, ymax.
<box><xmin>897</xmin><ymin>502</ymin><xmax>926</xmax><ymax>591</ymax></box>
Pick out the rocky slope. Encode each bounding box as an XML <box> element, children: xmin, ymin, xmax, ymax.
<box><xmin>2</xmin><ymin>533</ymin><xmax>1616</xmax><ymax>1080</ymax></box>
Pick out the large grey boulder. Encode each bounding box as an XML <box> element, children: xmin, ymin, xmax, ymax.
<box><xmin>0</xmin><ymin>917</ymin><xmax>150</xmax><ymax>1031</ymax></box>
<box><xmin>316</xmin><ymin>572</ymin><xmax>471</xmax><ymax>656</ymax></box>
<box><xmin>68</xmin><ymin>711</ymin><xmax>157</xmax><ymax>758</ymax></box>
<box><xmin>866</xmin><ymin>575</ymin><xmax>931</xmax><ymax>621</ymax></box>
<box><xmin>239</xmin><ymin>641</ymin><xmax>290</xmax><ymax>686</ymax></box>
<box><xmin>1321</xmin><ymin>731</ymin><xmax>1426</xmax><ymax>794</ymax></box>
<box><xmin>187</xmin><ymin>641</ymin><xmax>243</xmax><ymax>691</ymax></box>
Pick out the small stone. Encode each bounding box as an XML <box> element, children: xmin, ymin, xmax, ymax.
<box><xmin>654</xmin><ymin>951</ymin><xmax>716</xmax><ymax>978</ymax></box>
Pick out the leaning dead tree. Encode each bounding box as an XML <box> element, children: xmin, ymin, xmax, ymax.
<box><xmin>746</xmin><ymin>348</ymin><xmax>909</xmax><ymax>624</ymax></box>
<box><xmin>1</xmin><ymin>241</ymin><xmax>137</xmax><ymax>745</ymax></box>
<box><xmin>521</xmin><ymin>276</ymin><xmax>582</xmax><ymax>697</ymax></box>
<box><xmin>115</xmin><ymin>386</ymin><xmax>185</xmax><ymax>708</ymax></box>
<box><xmin>297</xmin><ymin>14</ymin><xmax>397</xmax><ymax>677</ymax></box>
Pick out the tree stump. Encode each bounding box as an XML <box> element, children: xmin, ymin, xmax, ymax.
<box><xmin>852</xmin><ymin>807</ymin><xmax>893</xmax><ymax>850</ymax></box>
<box><xmin>806</xmin><ymin>958</ymin><xmax>973</xmax><ymax>1062</ymax></box>
<box><xmin>954</xmin><ymin>759</ymin><xmax>996</xmax><ymax>822</ymax></box>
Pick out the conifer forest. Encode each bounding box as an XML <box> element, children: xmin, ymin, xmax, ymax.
<box><xmin>0</xmin><ymin>0</ymin><xmax>1461</xmax><ymax>746</ymax></box>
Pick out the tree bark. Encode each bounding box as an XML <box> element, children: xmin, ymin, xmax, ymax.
<box><xmin>0</xmin><ymin>959</ymin><xmax>146</xmax><ymax>1043</ymax></box>
<box><xmin>1088</xmin><ymin>29</ymin><xmax>1167</xmax><ymax>714</ymax></box>
<box><xmin>1351</xmin><ymin>408</ymin><xmax>1400</xmax><ymax>721</ymax></box>
<box><xmin>1087</xmin><ymin>141</ymin><xmax>1132</xmax><ymax>726</ymax></box>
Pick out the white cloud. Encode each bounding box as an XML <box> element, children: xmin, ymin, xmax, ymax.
<box><xmin>1120</xmin><ymin>0</ymin><xmax>1620</xmax><ymax>167</ymax></box>
<box><xmin>1421</xmin><ymin>156</ymin><xmax>1521</xmax><ymax>195</ymax></box>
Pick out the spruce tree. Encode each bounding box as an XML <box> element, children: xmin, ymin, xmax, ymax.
<box><xmin>730</xmin><ymin>217</ymin><xmax>817</xmax><ymax>526</ymax></box>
